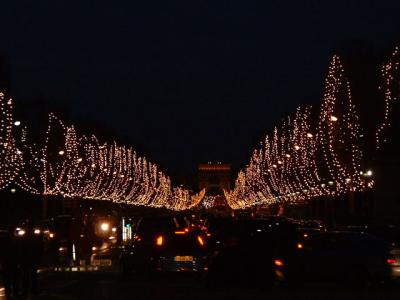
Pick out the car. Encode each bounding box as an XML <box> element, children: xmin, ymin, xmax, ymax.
<box><xmin>206</xmin><ymin>217</ymin><xmax>298</xmax><ymax>288</ymax></box>
<box><xmin>296</xmin><ymin>227</ymin><xmax>323</xmax><ymax>240</ymax></box>
<box><xmin>336</xmin><ymin>225</ymin><xmax>400</xmax><ymax>279</ymax></box>
<box><xmin>287</xmin><ymin>231</ymin><xmax>393</xmax><ymax>287</ymax></box>
<box><xmin>300</xmin><ymin>219</ymin><xmax>326</xmax><ymax>231</ymax></box>
<box><xmin>120</xmin><ymin>215</ymin><xmax>209</xmax><ymax>274</ymax></box>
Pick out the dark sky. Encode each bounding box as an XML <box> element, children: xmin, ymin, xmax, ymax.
<box><xmin>1</xmin><ymin>0</ymin><xmax>400</xmax><ymax>186</ymax></box>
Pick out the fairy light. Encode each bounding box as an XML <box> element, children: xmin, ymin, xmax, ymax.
<box><xmin>376</xmin><ymin>47</ymin><xmax>399</xmax><ymax>149</ymax></box>
<box><xmin>4</xmin><ymin>47</ymin><xmax>399</xmax><ymax>211</ymax></box>
<box><xmin>0</xmin><ymin>93</ymin><xmax>22</xmax><ymax>190</ymax></box>
<box><xmin>14</xmin><ymin>112</ymin><xmax>204</xmax><ymax>210</ymax></box>
<box><xmin>225</xmin><ymin>49</ymin><xmax>392</xmax><ymax>209</ymax></box>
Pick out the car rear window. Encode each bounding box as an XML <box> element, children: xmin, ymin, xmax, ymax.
<box><xmin>368</xmin><ymin>227</ymin><xmax>400</xmax><ymax>245</ymax></box>
<box><xmin>306</xmin><ymin>233</ymin><xmax>389</xmax><ymax>251</ymax></box>
<box><xmin>137</xmin><ymin>217</ymin><xmax>177</xmax><ymax>236</ymax></box>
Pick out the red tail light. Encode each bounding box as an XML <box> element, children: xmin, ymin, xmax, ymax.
<box><xmin>274</xmin><ymin>259</ymin><xmax>284</xmax><ymax>267</ymax></box>
<box><xmin>156</xmin><ymin>235</ymin><xmax>164</xmax><ymax>246</ymax></box>
<box><xmin>387</xmin><ymin>257</ymin><xmax>397</xmax><ymax>264</ymax></box>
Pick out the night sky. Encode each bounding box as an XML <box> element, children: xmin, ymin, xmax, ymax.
<box><xmin>1</xmin><ymin>1</ymin><xmax>400</xmax><ymax>186</ymax></box>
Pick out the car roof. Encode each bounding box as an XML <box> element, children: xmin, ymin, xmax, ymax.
<box><xmin>306</xmin><ymin>231</ymin><xmax>384</xmax><ymax>241</ymax></box>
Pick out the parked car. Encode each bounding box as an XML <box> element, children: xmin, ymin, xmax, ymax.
<box><xmin>120</xmin><ymin>215</ymin><xmax>209</xmax><ymax>274</ymax></box>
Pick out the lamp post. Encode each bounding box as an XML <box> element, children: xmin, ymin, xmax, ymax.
<box><xmin>361</xmin><ymin>170</ymin><xmax>373</xmax><ymax>222</ymax></box>
<box><xmin>348</xmin><ymin>180</ymin><xmax>355</xmax><ymax>216</ymax></box>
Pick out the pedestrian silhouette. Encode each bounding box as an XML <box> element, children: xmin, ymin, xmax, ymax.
<box><xmin>0</xmin><ymin>227</ymin><xmax>20</xmax><ymax>299</ymax></box>
<box><xmin>19</xmin><ymin>221</ymin><xmax>44</xmax><ymax>297</ymax></box>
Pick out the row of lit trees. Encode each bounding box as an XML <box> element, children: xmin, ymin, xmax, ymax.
<box><xmin>0</xmin><ymin>98</ymin><xmax>204</xmax><ymax>211</ymax></box>
<box><xmin>225</xmin><ymin>47</ymin><xmax>399</xmax><ymax>210</ymax></box>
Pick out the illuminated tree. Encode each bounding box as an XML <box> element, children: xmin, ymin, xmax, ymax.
<box><xmin>227</xmin><ymin>53</ymin><xmax>377</xmax><ymax>209</ymax></box>
<box><xmin>376</xmin><ymin>47</ymin><xmax>400</xmax><ymax>149</ymax></box>
<box><xmin>0</xmin><ymin>93</ymin><xmax>22</xmax><ymax>190</ymax></box>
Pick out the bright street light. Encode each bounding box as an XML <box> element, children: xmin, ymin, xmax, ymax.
<box><xmin>17</xmin><ymin>229</ymin><xmax>26</xmax><ymax>236</ymax></box>
<box><xmin>100</xmin><ymin>222</ymin><xmax>110</xmax><ymax>232</ymax></box>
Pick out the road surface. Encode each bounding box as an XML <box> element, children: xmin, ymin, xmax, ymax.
<box><xmin>1</xmin><ymin>270</ymin><xmax>398</xmax><ymax>300</ymax></box>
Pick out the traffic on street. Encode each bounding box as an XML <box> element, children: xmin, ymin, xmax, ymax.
<box><xmin>1</xmin><ymin>213</ymin><xmax>400</xmax><ymax>299</ymax></box>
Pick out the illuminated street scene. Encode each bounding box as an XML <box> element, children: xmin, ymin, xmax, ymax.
<box><xmin>1</xmin><ymin>1</ymin><xmax>400</xmax><ymax>299</ymax></box>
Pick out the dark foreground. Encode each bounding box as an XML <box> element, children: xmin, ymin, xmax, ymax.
<box><xmin>3</xmin><ymin>270</ymin><xmax>398</xmax><ymax>300</ymax></box>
